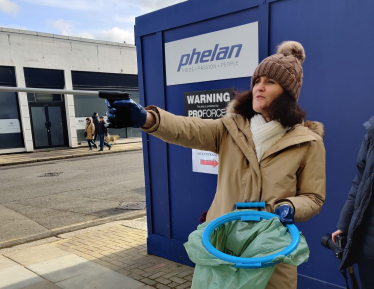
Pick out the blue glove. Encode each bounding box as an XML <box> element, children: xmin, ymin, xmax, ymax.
<box><xmin>274</xmin><ymin>205</ymin><xmax>294</xmax><ymax>225</ymax></box>
<box><xmin>105</xmin><ymin>98</ymin><xmax>147</xmax><ymax>128</ymax></box>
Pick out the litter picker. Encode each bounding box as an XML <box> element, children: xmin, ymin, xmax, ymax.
<box><xmin>0</xmin><ymin>86</ymin><xmax>131</xmax><ymax>100</ymax></box>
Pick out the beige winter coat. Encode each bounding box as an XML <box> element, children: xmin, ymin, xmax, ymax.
<box><xmin>143</xmin><ymin>102</ymin><xmax>326</xmax><ymax>289</ymax></box>
<box><xmin>85</xmin><ymin>123</ymin><xmax>95</xmax><ymax>140</ymax></box>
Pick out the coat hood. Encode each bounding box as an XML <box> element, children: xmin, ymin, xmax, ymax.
<box><xmin>226</xmin><ymin>99</ymin><xmax>325</xmax><ymax>138</ymax></box>
<box><xmin>304</xmin><ymin>121</ymin><xmax>324</xmax><ymax>138</ymax></box>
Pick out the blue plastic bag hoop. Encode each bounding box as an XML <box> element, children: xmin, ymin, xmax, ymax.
<box><xmin>202</xmin><ymin>202</ymin><xmax>300</xmax><ymax>269</ymax></box>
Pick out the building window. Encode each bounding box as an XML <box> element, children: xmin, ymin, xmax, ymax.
<box><xmin>74</xmin><ymin>93</ymin><xmax>143</xmax><ymax>142</ymax></box>
<box><xmin>27</xmin><ymin>93</ymin><xmax>63</xmax><ymax>102</ymax></box>
<box><xmin>72</xmin><ymin>71</ymin><xmax>141</xmax><ymax>142</ymax></box>
<box><xmin>0</xmin><ymin>66</ymin><xmax>24</xmax><ymax>150</ymax></box>
<box><xmin>0</xmin><ymin>91</ymin><xmax>24</xmax><ymax>149</ymax></box>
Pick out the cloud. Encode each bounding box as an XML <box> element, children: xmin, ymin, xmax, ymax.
<box><xmin>96</xmin><ymin>27</ymin><xmax>134</xmax><ymax>44</ymax></box>
<box><xmin>0</xmin><ymin>0</ymin><xmax>19</xmax><ymax>16</ymax></box>
<box><xmin>115</xmin><ymin>15</ymin><xmax>136</xmax><ymax>24</ymax></box>
<box><xmin>49</xmin><ymin>19</ymin><xmax>75</xmax><ymax>35</ymax></box>
<box><xmin>20</xmin><ymin>0</ymin><xmax>187</xmax><ymax>14</ymax></box>
<box><xmin>24</xmin><ymin>0</ymin><xmax>187</xmax><ymax>44</ymax></box>
<box><xmin>138</xmin><ymin>0</ymin><xmax>187</xmax><ymax>13</ymax></box>
<box><xmin>76</xmin><ymin>32</ymin><xmax>95</xmax><ymax>39</ymax></box>
<box><xmin>1</xmin><ymin>24</ymin><xmax>28</xmax><ymax>30</ymax></box>
<box><xmin>47</xmin><ymin>16</ymin><xmax>134</xmax><ymax>44</ymax></box>
<box><xmin>20</xmin><ymin>0</ymin><xmax>98</xmax><ymax>11</ymax></box>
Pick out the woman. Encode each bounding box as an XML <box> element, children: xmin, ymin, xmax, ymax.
<box><xmin>85</xmin><ymin>117</ymin><xmax>98</xmax><ymax>150</ymax></box>
<box><xmin>106</xmin><ymin>41</ymin><xmax>326</xmax><ymax>289</ymax></box>
<box><xmin>332</xmin><ymin>116</ymin><xmax>374</xmax><ymax>289</ymax></box>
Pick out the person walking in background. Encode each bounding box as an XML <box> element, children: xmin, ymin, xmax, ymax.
<box><xmin>85</xmin><ymin>117</ymin><xmax>98</xmax><ymax>150</ymax></box>
<box><xmin>97</xmin><ymin>116</ymin><xmax>112</xmax><ymax>151</ymax></box>
<box><xmin>92</xmin><ymin>112</ymin><xmax>100</xmax><ymax>142</ymax></box>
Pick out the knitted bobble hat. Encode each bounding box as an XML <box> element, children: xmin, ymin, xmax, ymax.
<box><xmin>251</xmin><ymin>41</ymin><xmax>305</xmax><ymax>102</ymax></box>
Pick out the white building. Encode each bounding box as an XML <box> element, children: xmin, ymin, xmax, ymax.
<box><xmin>0</xmin><ymin>27</ymin><xmax>139</xmax><ymax>154</ymax></box>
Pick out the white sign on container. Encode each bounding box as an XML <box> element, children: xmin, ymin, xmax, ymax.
<box><xmin>0</xmin><ymin>119</ymin><xmax>21</xmax><ymax>134</ymax></box>
<box><xmin>165</xmin><ymin>22</ymin><xmax>258</xmax><ymax>86</ymax></box>
<box><xmin>192</xmin><ymin>150</ymin><xmax>219</xmax><ymax>175</ymax></box>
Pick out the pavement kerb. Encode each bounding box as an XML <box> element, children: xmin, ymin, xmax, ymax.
<box><xmin>0</xmin><ymin>145</ymin><xmax>142</xmax><ymax>167</ymax></box>
<box><xmin>0</xmin><ymin>209</ymin><xmax>146</xmax><ymax>250</ymax></box>
<box><xmin>0</xmin><ymin>160</ymin><xmax>37</xmax><ymax>166</ymax></box>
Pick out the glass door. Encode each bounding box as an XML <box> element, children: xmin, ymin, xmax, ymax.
<box><xmin>48</xmin><ymin>106</ymin><xmax>65</xmax><ymax>146</ymax></box>
<box><xmin>30</xmin><ymin>106</ymin><xmax>50</xmax><ymax>148</ymax></box>
<box><xmin>30</xmin><ymin>105</ymin><xmax>67</xmax><ymax>148</ymax></box>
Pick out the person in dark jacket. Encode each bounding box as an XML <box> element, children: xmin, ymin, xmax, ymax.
<box><xmin>332</xmin><ymin>115</ymin><xmax>374</xmax><ymax>289</ymax></box>
<box><xmin>97</xmin><ymin>116</ymin><xmax>112</xmax><ymax>151</ymax></box>
<box><xmin>92</xmin><ymin>112</ymin><xmax>100</xmax><ymax>142</ymax></box>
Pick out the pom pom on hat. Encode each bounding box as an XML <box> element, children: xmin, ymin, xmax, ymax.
<box><xmin>276</xmin><ymin>41</ymin><xmax>305</xmax><ymax>64</ymax></box>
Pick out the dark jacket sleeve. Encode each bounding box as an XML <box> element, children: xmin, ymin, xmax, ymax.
<box><xmin>337</xmin><ymin>135</ymin><xmax>368</xmax><ymax>232</ymax></box>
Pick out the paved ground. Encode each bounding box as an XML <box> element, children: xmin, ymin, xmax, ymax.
<box><xmin>0</xmin><ymin>148</ymin><xmax>145</xmax><ymax>249</ymax></box>
<box><xmin>0</xmin><ymin>139</ymin><xmax>195</xmax><ymax>288</ymax></box>
<box><xmin>0</xmin><ymin>217</ymin><xmax>194</xmax><ymax>289</ymax></box>
<box><xmin>0</xmin><ymin>139</ymin><xmax>142</xmax><ymax>167</ymax></box>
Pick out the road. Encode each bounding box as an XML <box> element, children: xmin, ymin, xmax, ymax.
<box><xmin>0</xmin><ymin>151</ymin><xmax>145</xmax><ymax>247</ymax></box>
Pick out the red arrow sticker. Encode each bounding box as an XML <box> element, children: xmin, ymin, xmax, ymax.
<box><xmin>200</xmin><ymin>159</ymin><xmax>218</xmax><ymax>167</ymax></box>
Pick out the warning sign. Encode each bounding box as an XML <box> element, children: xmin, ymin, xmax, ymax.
<box><xmin>185</xmin><ymin>88</ymin><xmax>234</xmax><ymax>174</ymax></box>
<box><xmin>184</xmin><ymin>88</ymin><xmax>234</xmax><ymax>120</ymax></box>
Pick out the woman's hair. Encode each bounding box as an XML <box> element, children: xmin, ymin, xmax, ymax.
<box><xmin>233</xmin><ymin>89</ymin><xmax>306</xmax><ymax>127</ymax></box>
<box><xmin>86</xmin><ymin>117</ymin><xmax>91</xmax><ymax>122</ymax></box>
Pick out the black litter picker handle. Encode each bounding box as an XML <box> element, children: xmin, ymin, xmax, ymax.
<box><xmin>0</xmin><ymin>87</ymin><xmax>134</xmax><ymax>129</ymax></box>
<box><xmin>0</xmin><ymin>86</ymin><xmax>132</xmax><ymax>100</ymax></box>
<box><xmin>98</xmin><ymin>91</ymin><xmax>132</xmax><ymax>100</ymax></box>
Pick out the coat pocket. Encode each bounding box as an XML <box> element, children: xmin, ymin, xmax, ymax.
<box><xmin>259</xmin><ymin>153</ymin><xmax>277</xmax><ymax>168</ymax></box>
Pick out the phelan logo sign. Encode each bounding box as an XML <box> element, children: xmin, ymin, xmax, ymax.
<box><xmin>177</xmin><ymin>44</ymin><xmax>243</xmax><ymax>72</ymax></box>
<box><xmin>165</xmin><ymin>22</ymin><xmax>258</xmax><ymax>86</ymax></box>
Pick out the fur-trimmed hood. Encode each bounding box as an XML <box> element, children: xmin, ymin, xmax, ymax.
<box><xmin>226</xmin><ymin>99</ymin><xmax>325</xmax><ymax>138</ymax></box>
<box><xmin>304</xmin><ymin>120</ymin><xmax>325</xmax><ymax>138</ymax></box>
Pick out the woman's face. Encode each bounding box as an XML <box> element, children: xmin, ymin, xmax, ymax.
<box><xmin>252</xmin><ymin>76</ymin><xmax>284</xmax><ymax>121</ymax></box>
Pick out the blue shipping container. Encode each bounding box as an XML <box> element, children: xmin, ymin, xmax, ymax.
<box><xmin>135</xmin><ymin>0</ymin><xmax>374</xmax><ymax>287</ymax></box>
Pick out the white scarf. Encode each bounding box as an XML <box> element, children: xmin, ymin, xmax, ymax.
<box><xmin>250</xmin><ymin>114</ymin><xmax>287</xmax><ymax>162</ymax></box>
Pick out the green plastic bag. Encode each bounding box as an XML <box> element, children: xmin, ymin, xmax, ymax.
<box><xmin>184</xmin><ymin>215</ymin><xmax>309</xmax><ymax>289</ymax></box>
